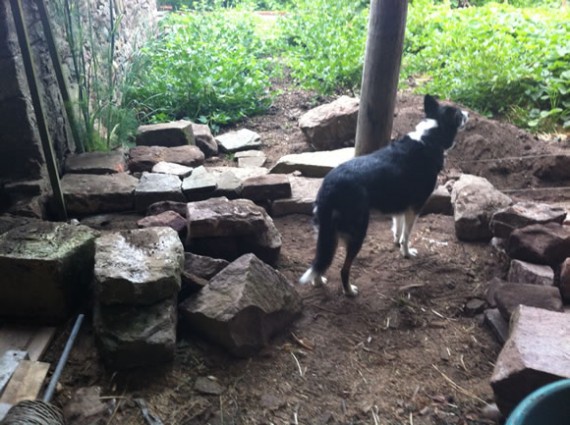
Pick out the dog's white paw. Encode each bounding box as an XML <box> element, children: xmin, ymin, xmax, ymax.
<box><xmin>344</xmin><ymin>284</ymin><xmax>359</xmax><ymax>297</ymax></box>
<box><xmin>314</xmin><ymin>275</ymin><xmax>328</xmax><ymax>287</ymax></box>
<box><xmin>400</xmin><ymin>246</ymin><xmax>418</xmax><ymax>258</ymax></box>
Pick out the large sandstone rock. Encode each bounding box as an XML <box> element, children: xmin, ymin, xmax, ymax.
<box><xmin>506</xmin><ymin>222</ymin><xmax>570</xmax><ymax>265</ymax></box>
<box><xmin>64</xmin><ymin>151</ymin><xmax>126</xmax><ymax>174</ymax></box>
<box><xmin>61</xmin><ymin>173</ymin><xmax>138</xmax><ymax>216</ymax></box>
<box><xmin>136</xmin><ymin>120</ymin><xmax>195</xmax><ymax>147</ymax></box>
<box><xmin>270</xmin><ymin>148</ymin><xmax>354</xmax><ymax>177</ymax></box>
<box><xmin>94</xmin><ymin>297</ymin><xmax>177</xmax><ymax>369</ymax></box>
<box><xmin>185</xmin><ymin>197</ymin><xmax>282</xmax><ymax>265</ymax></box>
<box><xmin>0</xmin><ymin>222</ymin><xmax>96</xmax><ymax>322</ymax></box>
<box><xmin>298</xmin><ymin>96</ymin><xmax>359</xmax><ymax>150</ymax></box>
<box><xmin>271</xmin><ymin>175</ymin><xmax>323</xmax><ymax>217</ymax></box>
<box><xmin>491</xmin><ymin>306</ymin><xmax>570</xmax><ymax>416</ymax></box>
<box><xmin>451</xmin><ymin>174</ymin><xmax>512</xmax><ymax>241</ymax></box>
<box><xmin>94</xmin><ymin>227</ymin><xmax>184</xmax><ymax>306</ymax></box>
<box><xmin>134</xmin><ymin>172</ymin><xmax>185</xmax><ymax>213</ymax></box>
<box><xmin>494</xmin><ymin>282</ymin><xmax>563</xmax><ymax>320</ymax></box>
<box><xmin>128</xmin><ymin>145</ymin><xmax>205</xmax><ymax>173</ymax></box>
<box><xmin>179</xmin><ymin>254</ymin><xmax>302</xmax><ymax>357</ymax></box>
<box><xmin>490</xmin><ymin>202</ymin><xmax>567</xmax><ymax>239</ymax></box>
<box><xmin>507</xmin><ymin>259</ymin><xmax>554</xmax><ymax>286</ymax></box>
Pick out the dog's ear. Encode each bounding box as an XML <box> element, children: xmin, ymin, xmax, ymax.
<box><xmin>424</xmin><ymin>95</ymin><xmax>439</xmax><ymax>118</ymax></box>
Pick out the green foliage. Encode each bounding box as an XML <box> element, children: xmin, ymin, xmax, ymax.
<box><xmin>275</xmin><ymin>0</ymin><xmax>369</xmax><ymax>94</ymax></box>
<box><xmin>158</xmin><ymin>0</ymin><xmax>292</xmax><ymax>11</ymax></box>
<box><xmin>403</xmin><ymin>2</ymin><xmax>570</xmax><ymax>130</ymax></box>
<box><xmin>125</xmin><ymin>10</ymin><xmax>273</xmax><ymax>129</ymax></box>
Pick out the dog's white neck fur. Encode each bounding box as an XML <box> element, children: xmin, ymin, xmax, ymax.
<box><xmin>408</xmin><ymin>119</ymin><xmax>438</xmax><ymax>143</ymax></box>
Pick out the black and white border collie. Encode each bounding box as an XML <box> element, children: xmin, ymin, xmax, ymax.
<box><xmin>299</xmin><ymin>95</ymin><xmax>468</xmax><ymax>297</ymax></box>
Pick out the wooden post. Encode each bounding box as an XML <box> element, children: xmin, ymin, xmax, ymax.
<box><xmin>354</xmin><ymin>0</ymin><xmax>409</xmax><ymax>157</ymax></box>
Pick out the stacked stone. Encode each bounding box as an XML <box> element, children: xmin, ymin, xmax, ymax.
<box><xmin>93</xmin><ymin>227</ymin><xmax>184</xmax><ymax>369</ymax></box>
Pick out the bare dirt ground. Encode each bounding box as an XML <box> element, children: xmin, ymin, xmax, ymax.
<box><xmin>46</xmin><ymin>84</ymin><xmax>570</xmax><ymax>424</ymax></box>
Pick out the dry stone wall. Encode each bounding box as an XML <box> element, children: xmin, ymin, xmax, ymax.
<box><xmin>0</xmin><ymin>0</ymin><xmax>157</xmax><ymax>214</ymax></box>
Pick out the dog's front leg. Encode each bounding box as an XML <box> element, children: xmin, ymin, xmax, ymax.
<box><xmin>399</xmin><ymin>210</ymin><xmax>418</xmax><ymax>258</ymax></box>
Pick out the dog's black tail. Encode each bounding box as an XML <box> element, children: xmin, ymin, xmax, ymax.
<box><xmin>299</xmin><ymin>203</ymin><xmax>338</xmax><ymax>284</ymax></box>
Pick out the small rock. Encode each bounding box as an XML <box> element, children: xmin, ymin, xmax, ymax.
<box><xmin>238</xmin><ymin>156</ymin><xmax>266</xmax><ymax>168</ymax></box>
<box><xmin>213</xmin><ymin>170</ymin><xmax>243</xmax><ymax>199</ymax></box>
<box><xmin>480</xmin><ymin>403</ymin><xmax>502</xmax><ymax>423</ymax></box>
<box><xmin>271</xmin><ymin>175</ymin><xmax>322</xmax><ymax>217</ymax></box>
<box><xmin>194</xmin><ymin>377</ymin><xmax>225</xmax><ymax>395</ymax></box>
<box><xmin>184</xmin><ymin>252</ymin><xmax>229</xmax><ymax>280</ymax></box>
<box><xmin>63</xmin><ymin>386</ymin><xmax>113</xmax><ymax>425</ymax></box>
<box><xmin>485</xmin><ymin>277</ymin><xmax>507</xmax><ymax>308</ymax></box>
<box><xmin>146</xmin><ymin>200</ymin><xmax>188</xmax><ymax>218</ymax></box>
<box><xmin>464</xmin><ymin>298</ymin><xmax>486</xmax><ymax>317</ymax></box>
<box><xmin>128</xmin><ymin>145</ymin><xmax>205</xmax><ymax>173</ymax></box>
<box><xmin>421</xmin><ymin>185</ymin><xmax>452</xmax><ymax>216</ymax></box>
<box><xmin>484</xmin><ymin>308</ymin><xmax>509</xmax><ymax>344</ymax></box>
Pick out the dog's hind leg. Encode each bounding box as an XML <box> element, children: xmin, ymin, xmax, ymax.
<box><xmin>399</xmin><ymin>209</ymin><xmax>419</xmax><ymax>258</ymax></box>
<box><xmin>391</xmin><ymin>214</ymin><xmax>404</xmax><ymax>246</ymax></box>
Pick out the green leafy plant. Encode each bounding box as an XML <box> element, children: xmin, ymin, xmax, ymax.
<box><xmin>125</xmin><ymin>8</ymin><xmax>274</xmax><ymax>128</ymax></box>
<box><xmin>402</xmin><ymin>2</ymin><xmax>570</xmax><ymax>131</ymax></box>
<box><xmin>275</xmin><ymin>0</ymin><xmax>368</xmax><ymax>94</ymax></box>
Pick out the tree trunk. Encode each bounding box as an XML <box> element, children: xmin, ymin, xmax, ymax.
<box><xmin>354</xmin><ymin>0</ymin><xmax>409</xmax><ymax>157</ymax></box>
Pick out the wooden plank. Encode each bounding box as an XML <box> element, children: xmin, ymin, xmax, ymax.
<box><xmin>0</xmin><ymin>360</ymin><xmax>50</xmax><ymax>405</ymax></box>
<box><xmin>0</xmin><ymin>325</ymin><xmax>56</xmax><ymax>361</ymax></box>
<box><xmin>27</xmin><ymin>327</ymin><xmax>56</xmax><ymax>361</ymax></box>
<box><xmin>0</xmin><ymin>351</ymin><xmax>28</xmax><ymax>395</ymax></box>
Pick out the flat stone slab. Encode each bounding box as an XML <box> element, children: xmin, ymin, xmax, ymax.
<box><xmin>94</xmin><ymin>297</ymin><xmax>177</xmax><ymax>369</ymax></box>
<box><xmin>134</xmin><ymin>172</ymin><xmax>185</xmax><ymax>213</ymax></box>
<box><xmin>64</xmin><ymin>151</ymin><xmax>126</xmax><ymax>174</ymax></box>
<box><xmin>494</xmin><ymin>282</ymin><xmax>563</xmax><ymax>320</ymax></box>
<box><xmin>484</xmin><ymin>308</ymin><xmax>509</xmax><ymax>344</ymax></box>
<box><xmin>136</xmin><ymin>119</ymin><xmax>195</xmax><ymax>147</ymax></box>
<box><xmin>181</xmin><ymin>166</ymin><xmax>218</xmax><ymax>201</ymax></box>
<box><xmin>128</xmin><ymin>145</ymin><xmax>205</xmax><ymax>173</ymax></box>
<box><xmin>0</xmin><ymin>222</ymin><xmax>96</xmax><ymax>322</ymax></box>
<box><xmin>271</xmin><ymin>175</ymin><xmax>322</xmax><ymax>217</ymax></box>
<box><xmin>491</xmin><ymin>305</ymin><xmax>570</xmax><ymax>416</ymax></box>
<box><xmin>94</xmin><ymin>227</ymin><xmax>184</xmax><ymax>306</ymax></box>
<box><xmin>507</xmin><ymin>259</ymin><xmax>554</xmax><ymax>286</ymax></box>
<box><xmin>151</xmin><ymin>161</ymin><xmax>193</xmax><ymax>178</ymax></box>
<box><xmin>61</xmin><ymin>173</ymin><xmax>138</xmax><ymax>216</ymax></box>
<box><xmin>270</xmin><ymin>147</ymin><xmax>355</xmax><ymax>177</ymax></box>
<box><xmin>240</xmin><ymin>174</ymin><xmax>292</xmax><ymax>202</ymax></box>
<box><xmin>209</xmin><ymin>166</ymin><xmax>268</xmax><ymax>181</ymax></box>
<box><xmin>216</xmin><ymin>128</ymin><xmax>261</xmax><ymax>153</ymax></box>
<box><xmin>137</xmin><ymin>211</ymin><xmax>187</xmax><ymax>236</ymax></box>
<box><xmin>235</xmin><ymin>150</ymin><xmax>267</xmax><ymax>168</ymax></box>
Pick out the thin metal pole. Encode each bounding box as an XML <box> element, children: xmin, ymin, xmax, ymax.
<box><xmin>42</xmin><ymin>314</ymin><xmax>85</xmax><ymax>403</ymax></box>
<box><xmin>35</xmin><ymin>0</ymin><xmax>85</xmax><ymax>153</ymax></box>
<box><xmin>9</xmin><ymin>0</ymin><xmax>68</xmax><ymax>220</ymax></box>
